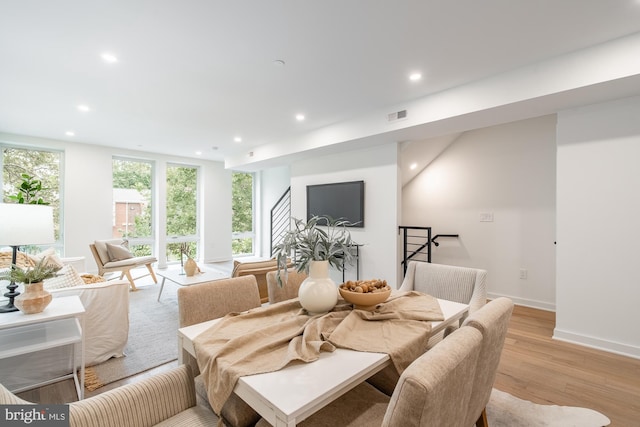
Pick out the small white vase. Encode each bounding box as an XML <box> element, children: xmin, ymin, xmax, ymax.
<box><xmin>298</xmin><ymin>260</ymin><xmax>338</xmax><ymax>314</ymax></box>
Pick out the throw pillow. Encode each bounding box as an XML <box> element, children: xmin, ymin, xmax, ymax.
<box><xmin>28</xmin><ymin>247</ymin><xmax>65</xmax><ymax>269</ymax></box>
<box><xmin>44</xmin><ymin>264</ymin><xmax>85</xmax><ymax>290</ymax></box>
<box><xmin>106</xmin><ymin>243</ymin><xmax>134</xmax><ymax>262</ymax></box>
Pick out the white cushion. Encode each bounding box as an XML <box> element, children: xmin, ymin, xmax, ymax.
<box><xmin>28</xmin><ymin>247</ymin><xmax>64</xmax><ymax>269</ymax></box>
<box><xmin>44</xmin><ymin>264</ymin><xmax>85</xmax><ymax>290</ymax></box>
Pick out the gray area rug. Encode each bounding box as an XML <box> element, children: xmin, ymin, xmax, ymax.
<box><xmin>85</xmin><ymin>284</ymin><xmax>179</xmax><ymax>390</ymax></box>
<box><xmin>487</xmin><ymin>389</ymin><xmax>610</xmax><ymax>427</ymax></box>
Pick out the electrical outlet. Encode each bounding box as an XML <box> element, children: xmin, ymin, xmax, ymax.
<box><xmin>479</xmin><ymin>212</ymin><xmax>494</xmax><ymax>222</ymax></box>
<box><xmin>519</xmin><ymin>269</ymin><xmax>528</xmax><ymax>280</ymax></box>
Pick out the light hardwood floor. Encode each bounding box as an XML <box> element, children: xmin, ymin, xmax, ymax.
<box><xmin>16</xmin><ymin>304</ymin><xmax>640</xmax><ymax>426</ymax></box>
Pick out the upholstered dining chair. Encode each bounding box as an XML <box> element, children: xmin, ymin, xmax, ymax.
<box><xmin>90</xmin><ymin>239</ymin><xmax>157</xmax><ymax>291</ymax></box>
<box><xmin>0</xmin><ymin>365</ymin><xmax>218</xmax><ymax>427</ymax></box>
<box><xmin>266</xmin><ymin>268</ymin><xmax>307</xmax><ymax>304</ymax></box>
<box><xmin>255</xmin><ymin>326</ymin><xmax>483</xmax><ymax>427</ymax></box>
<box><xmin>369</xmin><ymin>261</ymin><xmax>488</xmax><ymax>396</ymax></box>
<box><xmin>462</xmin><ymin>297</ymin><xmax>514</xmax><ymax>427</ymax></box>
<box><xmin>177</xmin><ymin>275</ymin><xmax>262</xmax><ymax>427</ymax></box>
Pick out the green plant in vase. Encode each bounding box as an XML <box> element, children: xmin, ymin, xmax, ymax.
<box><xmin>272</xmin><ymin>215</ymin><xmax>357</xmax><ymax>313</ymax></box>
<box><xmin>0</xmin><ymin>259</ymin><xmax>61</xmax><ymax>314</ymax></box>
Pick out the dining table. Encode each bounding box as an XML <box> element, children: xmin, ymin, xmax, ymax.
<box><xmin>177</xmin><ymin>294</ymin><xmax>469</xmax><ymax>427</ymax></box>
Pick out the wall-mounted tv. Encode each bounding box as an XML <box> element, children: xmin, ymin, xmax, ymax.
<box><xmin>306</xmin><ymin>180</ymin><xmax>365</xmax><ymax>227</ymax></box>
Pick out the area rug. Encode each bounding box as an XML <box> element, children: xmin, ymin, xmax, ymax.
<box><xmin>84</xmin><ymin>284</ymin><xmax>179</xmax><ymax>391</ymax></box>
<box><xmin>487</xmin><ymin>389</ymin><xmax>610</xmax><ymax>427</ymax></box>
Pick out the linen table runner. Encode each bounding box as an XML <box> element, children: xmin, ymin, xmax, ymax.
<box><xmin>194</xmin><ymin>291</ymin><xmax>443</xmax><ymax>414</ymax></box>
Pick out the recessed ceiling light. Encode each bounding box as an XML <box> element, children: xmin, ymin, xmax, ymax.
<box><xmin>234</xmin><ymin>137</ymin><xmax>242</xmax><ymax>143</ymax></box>
<box><xmin>77</xmin><ymin>104</ymin><xmax>90</xmax><ymax>112</ymax></box>
<box><xmin>273</xmin><ymin>59</ymin><xmax>285</xmax><ymax>66</ymax></box>
<box><xmin>409</xmin><ymin>72</ymin><xmax>422</xmax><ymax>81</ymax></box>
<box><xmin>65</xmin><ymin>131</ymin><xmax>75</xmax><ymax>136</ymax></box>
<box><xmin>410</xmin><ymin>163</ymin><xmax>417</xmax><ymax>170</ymax></box>
<box><xmin>296</xmin><ymin>114</ymin><xmax>305</xmax><ymax>121</ymax></box>
<box><xmin>195</xmin><ymin>151</ymin><xmax>202</xmax><ymax>155</ymax></box>
<box><xmin>101</xmin><ymin>53</ymin><xmax>118</xmax><ymax>63</ymax></box>
<box><xmin>211</xmin><ymin>146</ymin><xmax>219</xmax><ymax>151</ymax></box>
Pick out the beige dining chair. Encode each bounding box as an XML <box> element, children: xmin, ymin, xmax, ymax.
<box><xmin>177</xmin><ymin>275</ymin><xmax>262</xmax><ymax>427</ymax></box>
<box><xmin>255</xmin><ymin>325</ymin><xmax>483</xmax><ymax>427</ymax></box>
<box><xmin>370</xmin><ymin>261</ymin><xmax>488</xmax><ymax>396</ymax></box>
<box><xmin>462</xmin><ymin>297</ymin><xmax>514</xmax><ymax>427</ymax></box>
<box><xmin>266</xmin><ymin>268</ymin><xmax>307</xmax><ymax>304</ymax></box>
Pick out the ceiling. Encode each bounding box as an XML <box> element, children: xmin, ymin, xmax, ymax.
<box><xmin>1</xmin><ymin>1</ymin><xmax>640</xmax><ymax>168</ymax></box>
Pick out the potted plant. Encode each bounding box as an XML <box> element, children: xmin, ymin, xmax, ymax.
<box><xmin>179</xmin><ymin>242</ymin><xmax>199</xmax><ymax>276</ymax></box>
<box><xmin>272</xmin><ymin>215</ymin><xmax>356</xmax><ymax>313</ymax></box>
<box><xmin>0</xmin><ymin>258</ymin><xmax>61</xmax><ymax>314</ymax></box>
<box><xmin>8</xmin><ymin>173</ymin><xmax>50</xmax><ymax>205</ymax></box>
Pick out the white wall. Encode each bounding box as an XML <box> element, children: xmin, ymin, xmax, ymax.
<box><xmin>556</xmin><ymin>96</ymin><xmax>640</xmax><ymax>358</ymax></box>
<box><xmin>290</xmin><ymin>144</ymin><xmax>400</xmax><ymax>285</ymax></box>
<box><xmin>258</xmin><ymin>166</ymin><xmax>291</xmax><ymax>257</ymax></box>
<box><xmin>0</xmin><ymin>133</ymin><xmax>232</xmax><ymax>271</ymax></box>
<box><xmin>402</xmin><ymin>115</ymin><xmax>557</xmax><ymax>310</ymax></box>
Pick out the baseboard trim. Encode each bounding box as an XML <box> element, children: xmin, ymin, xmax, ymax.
<box><xmin>486</xmin><ymin>292</ymin><xmax>555</xmax><ymax>312</ymax></box>
<box><xmin>553</xmin><ymin>328</ymin><xmax>640</xmax><ymax>360</ymax></box>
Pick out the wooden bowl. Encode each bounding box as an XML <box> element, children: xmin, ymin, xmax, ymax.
<box><xmin>339</xmin><ymin>286</ymin><xmax>391</xmax><ymax>310</ymax></box>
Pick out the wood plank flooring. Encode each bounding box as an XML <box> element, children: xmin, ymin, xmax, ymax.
<box><xmin>16</xmin><ymin>304</ymin><xmax>640</xmax><ymax>426</ymax></box>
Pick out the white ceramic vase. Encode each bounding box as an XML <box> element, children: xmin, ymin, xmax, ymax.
<box><xmin>298</xmin><ymin>260</ymin><xmax>338</xmax><ymax>314</ymax></box>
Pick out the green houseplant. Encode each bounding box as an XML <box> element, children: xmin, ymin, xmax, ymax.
<box><xmin>0</xmin><ymin>258</ymin><xmax>60</xmax><ymax>314</ymax></box>
<box><xmin>272</xmin><ymin>215</ymin><xmax>357</xmax><ymax>312</ymax></box>
<box><xmin>8</xmin><ymin>173</ymin><xmax>50</xmax><ymax>205</ymax></box>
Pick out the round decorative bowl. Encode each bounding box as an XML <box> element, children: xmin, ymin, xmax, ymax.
<box><xmin>339</xmin><ymin>285</ymin><xmax>391</xmax><ymax>310</ymax></box>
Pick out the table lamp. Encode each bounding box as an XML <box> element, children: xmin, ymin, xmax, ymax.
<box><xmin>0</xmin><ymin>203</ymin><xmax>55</xmax><ymax>313</ymax></box>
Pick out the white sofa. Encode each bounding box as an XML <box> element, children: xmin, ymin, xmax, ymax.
<box><xmin>50</xmin><ymin>279</ymin><xmax>129</xmax><ymax>366</ymax></box>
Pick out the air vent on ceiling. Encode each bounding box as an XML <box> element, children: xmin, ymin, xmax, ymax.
<box><xmin>388</xmin><ymin>109</ymin><xmax>407</xmax><ymax>122</ymax></box>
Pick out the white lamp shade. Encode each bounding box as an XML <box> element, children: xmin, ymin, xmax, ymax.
<box><xmin>0</xmin><ymin>204</ymin><xmax>55</xmax><ymax>246</ymax></box>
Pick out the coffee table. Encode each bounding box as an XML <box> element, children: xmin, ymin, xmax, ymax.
<box><xmin>156</xmin><ymin>266</ymin><xmax>227</xmax><ymax>301</ymax></box>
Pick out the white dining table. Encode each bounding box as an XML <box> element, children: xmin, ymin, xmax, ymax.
<box><xmin>178</xmin><ymin>297</ymin><xmax>469</xmax><ymax>427</ymax></box>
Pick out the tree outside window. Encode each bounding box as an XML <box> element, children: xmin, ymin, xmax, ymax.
<box><xmin>166</xmin><ymin>164</ymin><xmax>198</xmax><ymax>263</ymax></box>
<box><xmin>232</xmin><ymin>172</ymin><xmax>254</xmax><ymax>255</ymax></box>
<box><xmin>2</xmin><ymin>146</ymin><xmax>62</xmax><ymax>250</ymax></box>
<box><xmin>112</xmin><ymin>158</ymin><xmax>153</xmax><ymax>256</ymax></box>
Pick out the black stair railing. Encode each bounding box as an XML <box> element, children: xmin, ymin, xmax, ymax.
<box><xmin>399</xmin><ymin>226</ymin><xmax>459</xmax><ymax>275</ymax></box>
<box><xmin>270</xmin><ymin>187</ymin><xmax>291</xmax><ymax>257</ymax></box>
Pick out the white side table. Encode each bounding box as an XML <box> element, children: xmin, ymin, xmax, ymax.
<box><xmin>0</xmin><ymin>296</ymin><xmax>86</xmax><ymax>400</ymax></box>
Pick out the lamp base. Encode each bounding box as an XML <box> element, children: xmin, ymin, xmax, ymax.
<box><xmin>0</xmin><ymin>303</ymin><xmax>19</xmax><ymax>313</ymax></box>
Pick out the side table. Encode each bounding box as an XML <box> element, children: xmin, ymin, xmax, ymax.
<box><xmin>0</xmin><ymin>295</ymin><xmax>86</xmax><ymax>400</ymax></box>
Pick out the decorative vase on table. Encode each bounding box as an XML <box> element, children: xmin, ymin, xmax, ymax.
<box><xmin>184</xmin><ymin>257</ymin><xmax>198</xmax><ymax>277</ymax></box>
<box><xmin>14</xmin><ymin>282</ymin><xmax>52</xmax><ymax>314</ymax></box>
<box><xmin>298</xmin><ymin>260</ymin><xmax>338</xmax><ymax>314</ymax></box>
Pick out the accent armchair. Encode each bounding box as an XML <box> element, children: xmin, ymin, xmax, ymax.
<box><xmin>231</xmin><ymin>258</ymin><xmax>291</xmax><ymax>303</ymax></box>
<box><xmin>90</xmin><ymin>239</ymin><xmax>157</xmax><ymax>291</ymax></box>
<box><xmin>0</xmin><ymin>365</ymin><xmax>218</xmax><ymax>427</ymax></box>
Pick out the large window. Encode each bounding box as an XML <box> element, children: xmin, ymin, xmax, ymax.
<box><xmin>232</xmin><ymin>172</ymin><xmax>255</xmax><ymax>255</ymax></box>
<box><xmin>112</xmin><ymin>157</ymin><xmax>153</xmax><ymax>256</ymax></box>
<box><xmin>2</xmin><ymin>145</ymin><xmax>63</xmax><ymax>251</ymax></box>
<box><xmin>166</xmin><ymin>164</ymin><xmax>199</xmax><ymax>263</ymax></box>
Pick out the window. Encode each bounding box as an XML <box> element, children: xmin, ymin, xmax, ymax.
<box><xmin>166</xmin><ymin>164</ymin><xmax>199</xmax><ymax>263</ymax></box>
<box><xmin>112</xmin><ymin>157</ymin><xmax>154</xmax><ymax>256</ymax></box>
<box><xmin>232</xmin><ymin>172</ymin><xmax>254</xmax><ymax>255</ymax></box>
<box><xmin>2</xmin><ymin>145</ymin><xmax>63</xmax><ymax>252</ymax></box>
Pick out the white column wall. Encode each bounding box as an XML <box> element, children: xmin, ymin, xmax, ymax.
<box><xmin>402</xmin><ymin>115</ymin><xmax>557</xmax><ymax>310</ymax></box>
<box><xmin>555</xmin><ymin>96</ymin><xmax>640</xmax><ymax>358</ymax></box>
<box><xmin>290</xmin><ymin>144</ymin><xmax>400</xmax><ymax>286</ymax></box>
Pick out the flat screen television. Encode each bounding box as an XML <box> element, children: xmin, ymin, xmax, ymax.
<box><xmin>306</xmin><ymin>180</ymin><xmax>364</xmax><ymax>227</ymax></box>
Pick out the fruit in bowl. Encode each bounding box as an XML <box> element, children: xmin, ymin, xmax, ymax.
<box><xmin>339</xmin><ymin>279</ymin><xmax>391</xmax><ymax>310</ymax></box>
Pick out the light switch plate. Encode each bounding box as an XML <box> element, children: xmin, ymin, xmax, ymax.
<box><xmin>479</xmin><ymin>212</ymin><xmax>494</xmax><ymax>222</ymax></box>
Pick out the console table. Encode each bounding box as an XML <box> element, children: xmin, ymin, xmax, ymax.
<box><xmin>0</xmin><ymin>296</ymin><xmax>85</xmax><ymax>399</ymax></box>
